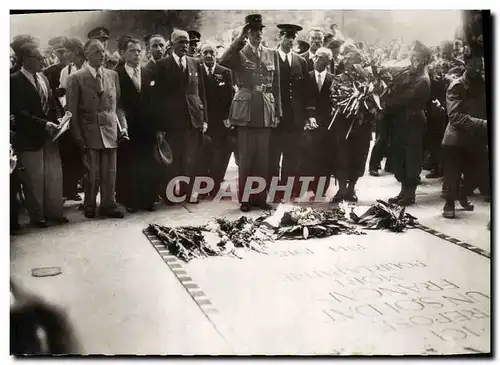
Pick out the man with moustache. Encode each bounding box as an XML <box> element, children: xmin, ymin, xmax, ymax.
<box><xmin>269</xmin><ymin>24</ymin><xmax>309</xmax><ymax>201</ymax></box>
<box><xmin>300</xmin><ymin>28</ymin><xmax>324</xmax><ymax>71</ymax></box>
<box><xmin>220</xmin><ymin>14</ymin><xmax>282</xmax><ymax>212</ymax></box>
<box><xmin>152</xmin><ymin>30</ymin><xmax>208</xmax><ymax>205</ymax></box>
<box><xmin>115</xmin><ymin>38</ymin><xmax>159</xmax><ymax>212</ymax></box>
<box><xmin>67</xmin><ymin>39</ymin><xmax>128</xmax><ymax>219</ymax></box>
<box><xmin>198</xmin><ymin>43</ymin><xmax>234</xmax><ymax>198</ymax></box>
<box><xmin>143</xmin><ymin>34</ymin><xmax>167</xmax><ymax>73</ymax></box>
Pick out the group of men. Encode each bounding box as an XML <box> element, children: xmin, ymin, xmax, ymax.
<box><xmin>10</xmin><ymin>12</ymin><xmax>489</xmax><ymax>234</ymax></box>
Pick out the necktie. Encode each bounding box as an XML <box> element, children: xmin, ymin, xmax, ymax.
<box><xmin>179</xmin><ymin>58</ymin><xmax>185</xmax><ymax>72</ymax></box>
<box><xmin>33</xmin><ymin>73</ymin><xmax>50</xmax><ymax>116</ymax></box>
<box><xmin>132</xmin><ymin>68</ymin><xmax>141</xmax><ymax>91</ymax></box>
<box><xmin>96</xmin><ymin>71</ymin><xmax>104</xmax><ymax>95</ymax></box>
<box><xmin>317</xmin><ymin>73</ymin><xmax>322</xmax><ymax>91</ymax></box>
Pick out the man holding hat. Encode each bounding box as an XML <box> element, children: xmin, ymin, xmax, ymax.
<box><xmin>87</xmin><ymin>26</ymin><xmax>114</xmax><ymax>69</ymax></box>
<box><xmin>269</xmin><ymin>24</ymin><xmax>309</xmax><ymax>201</ymax></box>
<box><xmin>188</xmin><ymin>30</ymin><xmax>201</xmax><ymax>57</ymax></box>
<box><xmin>152</xmin><ymin>29</ymin><xmax>208</xmax><ymax>205</ymax></box>
<box><xmin>219</xmin><ymin>14</ymin><xmax>282</xmax><ymax>212</ymax></box>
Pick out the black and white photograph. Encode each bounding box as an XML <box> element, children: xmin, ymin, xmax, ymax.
<box><xmin>8</xmin><ymin>8</ymin><xmax>492</xmax><ymax>356</ymax></box>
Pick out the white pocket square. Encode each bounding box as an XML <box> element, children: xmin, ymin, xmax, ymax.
<box><xmin>150</xmin><ymin>80</ymin><xmax>155</xmax><ymax>86</ymax></box>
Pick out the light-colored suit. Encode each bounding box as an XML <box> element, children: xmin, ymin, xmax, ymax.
<box><xmin>66</xmin><ymin>66</ymin><xmax>127</xmax><ymax>214</ymax></box>
<box><xmin>67</xmin><ymin>66</ymin><xmax>127</xmax><ymax>149</ymax></box>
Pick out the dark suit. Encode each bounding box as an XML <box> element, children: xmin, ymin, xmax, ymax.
<box><xmin>116</xmin><ymin>64</ymin><xmax>160</xmax><ymax>209</ymax></box>
<box><xmin>302</xmin><ymin>70</ymin><xmax>335</xmax><ymax>194</ymax></box>
<box><xmin>10</xmin><ymin>70</ymin><xmax>64</xmax><ymax>223</ymax></box>
<box><xmin>220</xmin><ymin>40</ymin><xmax>282</xmax><ymax>204</ymax></box>
<box><xmin>152</xmin><ymin>54</ymin><xmax>207</xmax><ymax>201</ymax></box>
<box><xmin>143</xmin><ymin>58</ymin><xmax>157</xmax><ymax>73</ymax></box>
<box><xmin>270</xmin><ymin>52</ymin><xmax>309</xmax><ymax>197</ymax></box>
<box><xmin>300</xmin><ymin>51</ymin><xmax>315</xmax><ymax>72</ymax></box>
<box><xmin>198</xmin><ymin>63</ymin><xmax>234</xmax><ymax>196</ymax></box>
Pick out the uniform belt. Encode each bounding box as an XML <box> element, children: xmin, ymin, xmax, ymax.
<box><xmin>241</xmin><ymin>85</ymin><xmax>273</xmax><ymax>93</ymax></box>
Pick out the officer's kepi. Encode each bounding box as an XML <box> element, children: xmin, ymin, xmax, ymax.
<box><xmin>277</xmin><ymin>24</ymin><xmax>303</xmax><ymax>37</ymax></box>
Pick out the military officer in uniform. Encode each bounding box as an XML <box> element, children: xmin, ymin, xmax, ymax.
<box><xmin>220</xmin><ymin>14</ymin><xmax>282</xmax><ymax>212</ymax></box>
<box><xmin>386</xmin><ymin>41</ymin><xmax>432</xmax><ymax>206</ymax></box>
<box><xmin>87</xmin><ymin>26</ymin><xmax>114</xmax><ymax>69</ymax></box>
<box><xmin>270</xmin><ymin>24</ymin><xmax>309</xmax><ymax>201</ymax></box>
<box><xmin>188</xmin><ymin>30</ymin><xmax>201</xmax><ymax>57</ymax></box>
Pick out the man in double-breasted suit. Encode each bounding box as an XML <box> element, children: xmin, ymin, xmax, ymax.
<box><xmin>10</xmin><ymin>42</ymin><xmax>68</xmax><ymax>228</ymax></box>
<box><xmin>220</xmin><ymin>14</ymin><xmax>282</xmax><ymax>212</ymax></box>
<box><xmin>270</xmin><ymin>24</ymin><xmax>309</xmax><ymax>200</ymax></box>
<box><xmin>152</xmin><ymin>30</ymin><xmax>208</xmax><ymax>204</ymax></box>
<box><xmin>67</xmin><ymin>39</ymin><xmax>128</xmax><ymax>218</ymax></box>
<box><xmin>198</xmin><ymin>43</ymin><xmax>234</xmax><ymax>197</ymax></box>
<box><xmin>115</xmin><ymin>37</ymin><xmax>159</xmax><ymax>212</ymax></box>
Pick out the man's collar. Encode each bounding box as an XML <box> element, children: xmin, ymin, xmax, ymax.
<box><xmin>87</xmin><ymin>64</ymin><xmax>103</xmax><ymax>77</ymax></box>
<box><xmin>21</xmin><ymin>67</ymin><xmax>36</xmax><ymax>78</ymax></box>
<box><xmin>309</xmin><ymin>50</ymin><xmax>317</xmax><ymax>59</ymax></box>
<box><xmin>204</xmin><ymin>63</ymin><xmax>216</xmax><ymax>74</ymax></box>
<box><xmin>314</xmin><ymin>69</ymin><xmax>327</xmax><ymax>77</ymax></box>
<box><xmin>248</xmin><ymin>43</ymin><xmax>262</xmax><ymax>52</ymax></box>
<box><xmin>149</xmin><ymin>57</ymin><xmax>157</xmax><ymax>64</ymax></box>
<box><xmin>173</xmin><ymin>53</ymin><xmax>185</xmax><ymax>63</ymax></box>
<box><xmin>125</xmin><ymin>63</ymin><xmax>140</xmax><ymax>73</ymax></box>
<box><xmin>278</xmin><ymin>48</ymin><xmax>291</xmax><ymax>59</ymax></box>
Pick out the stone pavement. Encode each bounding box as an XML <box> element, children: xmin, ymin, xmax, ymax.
<box><xmin>10</xmin><ymin>153</ymin><xmax>491</xmax><ymax>355</ymax></box>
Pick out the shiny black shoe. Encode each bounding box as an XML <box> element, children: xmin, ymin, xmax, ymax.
<box><xmin>144</xmin><ymin>204</ymin><xmax>157</xmax><ymax>212</ymax></box>
<box><xmin>459</xmin><ymin>199</ymin><xmax>474</xmax><ymax>211</ymax></box>
<box><xmin>100</xmin><ymin>210</ymin><xmax>125</xmax><ymax>219</ymax></box>
<box><xmin>126</xmin><ymin>207</ymin><xmax>139</xmax><ymax>213</ymax></box>
<box><xmin>398</xmin><ymin>195</ymin><xmax>416</xmax><ymax>207</ymax></box>
<box><xmin>51</xmin><ymin>216</ymin><xmax>70</xmax><ymax>224</ymax></box>
<box><xmin>31</xmin><ymin>220</ymin><xmax>49</xmax><ymax>228</ymax></box>
<box><xmin>240</xmin><ymin>203</ymin><xmax>251</xmax><ymax>212</ymax></box>
<box><xmin>84</xmin><ymin>211</ymin><xmax>96</xmax><ymax>219</ymax></box>
<box><xmin>369</xmin><ymin>170</ymin><xmax>380</xmax><ymax>177</ymax></box>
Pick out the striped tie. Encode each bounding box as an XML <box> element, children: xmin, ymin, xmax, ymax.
<box><xmin>34</xmin><ymin>73</ymin><xmax>50</xmax><ymax>116</ymax></box>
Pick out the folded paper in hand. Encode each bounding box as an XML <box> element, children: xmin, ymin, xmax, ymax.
<box><xmin>52</xmin><ymin>111</ymin><xmax>72</xmax><ymax>142</ymax></box>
